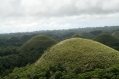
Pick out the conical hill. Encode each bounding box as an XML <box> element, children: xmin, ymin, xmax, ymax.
<box><xmin>112</xmin><ymin>31</ymin><xmax>119</xmax><ymax>39</ymax></box>
<box><xmin>19</xmin><ymin>35</ymin><xmax>58</xmax><ymax>51</ymax></box>
<box><xmin>94</xmin><ymin>34</ymin><xmax>119</xmax><ymax>44</ymax></box>
<box><xmin>36</xmin><ymin>38</ymin><xmax>119</xmax><ymax>71</ymax></box>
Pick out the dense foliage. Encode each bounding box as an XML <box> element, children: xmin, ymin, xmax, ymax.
<box><xmin>0</xmin><ymin>35</ymin><xmax>57</xmax><ymax>77</ymax></box>
<box><xmin>0</xmin><ymin>26</ymin><xmax>119</xmax><ymax>78</ymax></box>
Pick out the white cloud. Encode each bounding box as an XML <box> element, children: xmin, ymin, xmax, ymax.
<box><xmin>0</xmin><ymin>0</ymin><xmax>119</xmax><ymax>33</ymax></box>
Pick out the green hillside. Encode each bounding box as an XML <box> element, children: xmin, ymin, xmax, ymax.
<box><xmin>2</xmin><ymin>38</ymin><xmax>119</xmax><ymax>79</ymax></box>
<box><xmin>36</xmin><ymin>38</ymin><xmax>119</xmax><ymax>71</ymax></box>
<box><xmin>94</xmin><ymin>34</ymin><xmax>119</xmax><ymax>43</ymax></box>
<box><xmin>112</xmin><ymin>31</ymin><xmax>119</xmax><ymax>39</ymax></box>
<box><xmin>18</xmin><ymin>35</ymin><xmax>58</xmax><ymax>67</ymax></box>
<box><xmin>94</xmin><ymin>34</ymin><xmax>119</xmax><ymax>50</ymax></box>
<box><xmin>19</xmin><ymin>35</ymin><xmax>58</xmax><ymax>52</ymax></box>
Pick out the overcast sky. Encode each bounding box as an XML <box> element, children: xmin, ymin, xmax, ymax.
<box><xmin>0</xmin><ymin>0</ymin><xmax>119</xmax><ymax>33</ymax></box>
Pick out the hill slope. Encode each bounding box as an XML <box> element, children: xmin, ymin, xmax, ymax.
<box><xmin>94</xmin><ymin>34</ymin><xmax>119</xmax><ymax>44</ymax></box>
<box><xmin>2</xmin><ymin>38</ymin><xmax>119</xmax><ymax>79</ymax></box>
<box><xmin>112</xmin><ymin>31</ymin><xmax>119</xmax><ymax>39</ymax></box>
<box><xmin>94</xmin><ymin>34</ymin><xmax>119</xmax><ymax>50</ymax></box>
<box><xmin>19</xmin><ymin>35</ymin><xmax>58</xmax><ymax>51</ymax></box>
<box><xmin>36</xmin><ymin>38</ymin><xmax>119</xmax><ymax>71</ymax></box>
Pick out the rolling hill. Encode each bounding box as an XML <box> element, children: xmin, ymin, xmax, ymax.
<box><xmin>19</xmin><ymin>35</ymin><xmax>58</xmax><ymax>52</ymax></box>
<box><xmin>94</xmin><ymin>34</ymin><xmax>119</xmax><ymax>44</ymax></box>
<box><xmin>112</xmin><ymin>31</ymin><xmax>119</xmax><ymax>39</ymax></box>
<box><xmin>2</xmin><ymin>38</ymin><xmax>119</xmax><ymax>79</ymax></box>
<box><xmin>36</xmin><ymin>38</ymin><xmax>119</xmax><ymax>71</ymax></box>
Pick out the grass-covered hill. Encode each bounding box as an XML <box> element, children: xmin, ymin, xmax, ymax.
<box><xmin>2</xmin><ymin>38</ymin><xmax>119</xmax><ymax>79</ymax></box>
<box><xmin>112</xmin><ymin>31</ymin><xmax>119</xmax><ymax>39</ymax></box>
<box><xmin>19</xmin><ymin>35</ymin><xmax>58</xmax><ymax>52</ymax></box>
<box><xmin>18</xmin><ymin>35</ymin><xmax>58</xmax><ymax>67</ymax></box>
<box><xmin>36</xmin><ymin>38</ymin><xmax>119</xmax><ymax>71</ymax></box>
<box><xmin>94</xmin><ymin>34</ymin><xmax>119</xmax><ymax>50</ymax></box>
<box><xmin>94</xmin><ymin>34</ymin><xmax>119</xmax><ymax>44</ymax></box>
<box><xmin>0</xmin><ymin>35</ymin><xmax>58</xmax><ymax>76</ymax></box>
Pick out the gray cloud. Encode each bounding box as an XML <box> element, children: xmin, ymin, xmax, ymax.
<box><xmin>0</xmin><ymin>0</ymin><xmax>119</xmax><ymax>33</ymax></box>
<box><xmin>0</xmin><ymin>0</ymin><xmax>119</xmax><ymax>18</ymax></box>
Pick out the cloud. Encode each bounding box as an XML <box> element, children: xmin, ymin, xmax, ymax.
<box><xmin>0</xmin><ymin>0</ymin><xmax>119</xmax><ymax>18</ymax></box>
<box><xmin>0</xmin><ymin>0</ymin><xmax>119</xmax><ymax>33</ymax></box>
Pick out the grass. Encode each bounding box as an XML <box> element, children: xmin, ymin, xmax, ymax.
<box><xmin>19</xmin><ymin>35</ymin><xmax>58</xmax><ymax>52</ymax></box>
<box><xmin>2</xmin><ymin>38</ymin><xmax>119</xmax><ymax>79</ymax></box>
<box><xmin>35</xmin><ymin>38</ymin><xmax>119</xmax><ymax>71</ymax></box>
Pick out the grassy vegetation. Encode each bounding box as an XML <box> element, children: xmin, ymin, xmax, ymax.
<box><xmin>2</xmin><ymin>38</ymin><xmax>119</xmax><ymax>79</ymax></box>
<box><xmin>94</xmin><ymin>34</ymin><xmax>119</xmax><ymax>50</ymax></box>
<box><xmin>36</xmin><ymin>38</ymin><xmax>119</xmax><ymax>71</ymax></box>
<box><xmin>94</xmin><ymin>34</ymin><xmax>119</xmax><ymax>43</ymax></box>
<box><xmin>1</xmin><ymin>26</ymin><xmax>119</xmax><ymax>78</ymax></box>
<box><xmin>18</xmin><ymin>35</ymin><xmax>58</xmax><ymax>68</ymax></box>
<box><xmin>0</xmin><ymin>35</ymin><xmax>58</xmax><ymax>76</ymax></box>
<box><xmin>19</xmin><ymin>35</ymin><xmax>58</xmax><ymax>52</ymax></box>
<box><xmin>112</xmin><ymin>31</ymin><xmax>119</xmax><ymax>39</ymax></box>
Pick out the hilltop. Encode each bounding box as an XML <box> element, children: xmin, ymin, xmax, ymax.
<box><xmin>112</xmin><ymin>31</ymin><xmax>119</xmax><ymax>39</ymax></box>
<box><xmin>94</xmin><ymin>34</ymin><xmax>119</xmax><ymax>50</ymax></box>
<box><xmin>94</xmin><ymin>34</ymin><xmax>119</xmax><ymax>44</ymax></box>
<box><xmin>2</xmin><ymin>38</ymin><xmax>119</xmax><ymax>79</ymax></box>
<box><xmin>36</xmin><ymin>38</ymin><xmax>119</xmax><ymax>71</ymax></box>
<box><xmin>19</xmin><ymin>35</ymin><xmax>58</xmax><ymax>52</ymax></box>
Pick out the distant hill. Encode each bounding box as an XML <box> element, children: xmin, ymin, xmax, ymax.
<box><xmin>94</xmin><ymin>34</ymin><xmax>119</xmax><ymax>50</ymax></box>
<box><xmin>112</xmin><ymin>31</ymin><xmax>119</xmax><ymax>39</ymax></box>
<box><xmin>36</xmin><ymin>38</ymin><xmax>119</xmax><ymax>71</ymax></box>
<box><xmin>20</xmin><ymin>34</ymin><xmax>38</xmax><ymax>43</ymax></box>
<box><xmin>90</xmin><ymin>30</ymin><xmax>103</xmax><ymax>36</ymax></box>
<box><xmin>2</xmin><ymin>38</ymin><xmax>119</xmax><ymax>79</ymax></box>
<box><xmin>94</xmin><ymin>34</ymin><xmax>119</xmax><ymax>44</ymax></box>
<box><xmin>72</xmin><ymin>34</ymin><xmax>85</xmax><ymax>38</ymax></box>
<box><xmin>19</xmin><ymin>35</ymin><xmax>58</xmax><ymax>52</ymax></box>
<box><xmin>80</xmin><ymin>32</ymin><xmax>94</xmax><ymax>39</ymax></box>
<box><xmin>61</xmin><ymin>32</ymin><xmax>76</xmax><ymax>39</ymax></box>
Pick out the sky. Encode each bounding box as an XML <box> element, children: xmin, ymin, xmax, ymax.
<box><xmin>0</xmin><ymin>0</ymin><xmax>119</xmax><ymax>33</ymax></box>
